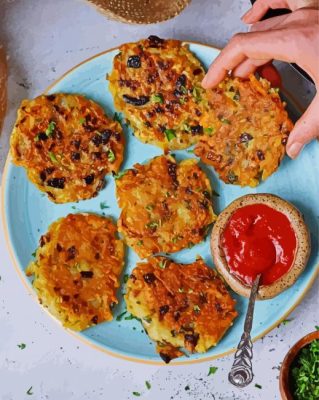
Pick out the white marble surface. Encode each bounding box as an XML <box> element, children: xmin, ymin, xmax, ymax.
<box><xmin>0</xmin><ymin>1</ymin><xmax>318</xmax><ymax>399</ymax></box>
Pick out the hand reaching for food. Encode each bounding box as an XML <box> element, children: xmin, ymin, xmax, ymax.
<box><xmin>202</xmin><ymin>1</ymin><xmax>319</xmax><ymax>159</ymax></box>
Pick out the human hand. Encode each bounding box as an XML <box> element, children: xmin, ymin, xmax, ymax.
<box><xmin>202</xmin><ymin>4</ymin><xmax>319</xmax><ymax>159</ymax></box>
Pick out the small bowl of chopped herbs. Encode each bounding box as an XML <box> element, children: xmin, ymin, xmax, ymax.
<box><xmin>280</xmin><ymin>330</ymin><xmax>319</xmax><ymax>400</ymax></box>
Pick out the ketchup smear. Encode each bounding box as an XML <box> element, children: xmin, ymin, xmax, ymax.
<box><xmin>221</xmin><ymin>204</ymin><xmax>297</xmax><ymax>286</ymax></box>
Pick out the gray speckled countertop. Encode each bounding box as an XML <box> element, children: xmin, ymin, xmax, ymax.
<box><xmin>0</xmin><ymin>1</ymin><xmax>318</xmax><ymax>399</ymax></box>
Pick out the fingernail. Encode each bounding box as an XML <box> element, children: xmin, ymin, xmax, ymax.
<box><xmin>201</xmin><ymin>75</ymin><xmax>208</xmax><ymax>88</ymax></box>
<box><xmin>287</xmin><ymin>142</ymin><xmax>304</xmax><ymax>159</ymax></box>
<box><xmin>241</xmin><ymin>9</ymin><xmax>252</xmax><ymax>22</ymax></box>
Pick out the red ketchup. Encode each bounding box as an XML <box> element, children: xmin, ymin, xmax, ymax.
<box><xmin>221</xmin><ymin>204</ymin><xmax>297</xmax><ymax>286</ymax></box>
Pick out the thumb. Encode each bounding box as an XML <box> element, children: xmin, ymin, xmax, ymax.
<box><xmin>286</xmin><ymin>94</ymin><xmax>319</xmax><ymax>158</ymax></box>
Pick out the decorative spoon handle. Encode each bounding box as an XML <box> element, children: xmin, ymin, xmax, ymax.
<box><xmin>228</xmin><ymin>274</ymin><xmax>261</xmax><ymax>388</ymax></box>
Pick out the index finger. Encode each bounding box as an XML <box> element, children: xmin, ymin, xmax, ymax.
<box><xmin>202</xmin><ymin>29</ymin><xmax>295</xmax><ymax>88</ymax></box>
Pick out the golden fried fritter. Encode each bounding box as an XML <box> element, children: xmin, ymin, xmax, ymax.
<box><xmin>116</xmin><ymin>155</ymin><xmax>217</xmax><ymax>258</ymax></box>
<box><xmin>108</xmin><ymin>36</ymin><xmax>213</xmax><ymax>151</ymax></box>
<box><xmin>26</xmin><ymin>213</ymin><xmax>124</xmax><ymax>331</ymax></box>
<box><xmin>195</xmin><ymin>75</ymin><xmax>293</xmax><ymax>187</ymax></box>
<box><xmin>10</xmin><ymin>93</ymin><xmax>124</xmax><ymax>203</ymax></box>
<box><xmin>125</xmin><ymin>256</ymin><xmax>237</xmax><ymax>363</ymax></box>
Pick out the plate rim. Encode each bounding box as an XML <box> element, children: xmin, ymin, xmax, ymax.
<box><xmin>1</xmin><ymin>40</ymin><xmax>318</xmax><ymax>365</ymax></box>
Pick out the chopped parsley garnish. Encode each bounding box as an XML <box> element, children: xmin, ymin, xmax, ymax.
<box><xmin>192</xmin><ymin>87</ymin><xmax>202</xmax><ymax>102</ymax></box>
<box><xmin>165</xmin><ymin>129</ymin><xmax>176</xmax><ymax>142</ymax></box>
<box><xmin>315</xmin><ymin>325</ymin><xmax>319</xmax><ymax>331</ymax></box>
<box><xmin>124</xmin><ymin>314</ymin><xmax>140</xmax><ymax>321</ymax></box>
<box><xmin>159</xmin><ymin>260</ymin><xmax>168</xmax><ymax>270</ymax></box>
<box><xmin>193</xmin><ymin>305</ymin><xmax>200</xmax><ymax>313</ymax></box>
<box><xmin>100</xmin><ymin>201</ymin><xmax>109</xmax><ymax>210</ymax></box>
<box><xmin>48</xmin><ymin>151</ymin><xmax>58</xmax><ymax>163</ymax></box>
<box><xmin>45</xmin><ymin>121</ymin><xmax>56</xmax><ymax>137</ymax></box>
<box><xmin>255</xmin><ymin>384</ymin><xmax>262</xmax><ymax>389</ymax></box>
<box><xmin>17</xmin><ymin>343</ymin><xmax>26</xmax><ymax>350</ymax></box>
<box><xmin>132</xmin><ymin>392</ymin><xmax>141</xmax><ymax>397</ymax></box>
<box><xmin>204</xmin><ymin>127</ymin><xmax>214</xmax><ymax>135</ymax></box>
<box><xmin>113</xmin><ymin>112</ymin><xmax>122</xmax><ymax>123</ymax></box>
<box><xmin>180</xmin><ymin>85</ymin><xmax>188</xmax><ymax>95</ymax></box>
<box><xmin>26</xmin><ymin>386</ymin><xmax>33</xmax><ymax>395</ymax></box>
<box><xmin>172</xmin><ymin>235</ymin><xmax>182</xmax><ymax>243</ymax></box>
<box><xmin>208</xmin><ymin>366</ymin><xmax>218</xmax><ymax>376</ymax></box>
<box><xmin>146</xmin><ymin>221</ymin><xmax>159</xmax><ymax>230</ymax></box>
<box><xmin>113</xmin><ymin>170</ymin><xmax>127</xmax><ymax>180</ymax></box>
<box><xmin>151</xmin><ymin>93</ymin><xmax>164</xmax><ymax>104</ymax></box>
<box><xmin>116</xmin><ymin>311</ymin><xmax>127</xmax><ymax>321</ymax></box>
<box><xmin>282</xmin><ymin>318</ymin><xmax>294</xmax><ymax>326</ymax></box>
<box><xmin>136</xmin><ymin>240</ymin><xmax>143</xmax><ymax>246</ymax></box>
<box><xmin>108</xmin><ymin>149</ymin><xmax>116</xmax><ymax>163</ymax></box>
<box><xmin>79</xmin><ymin>117</ymin><xmax>86</xmax><ymax>125</ymax></box>
<box><xmin>145</xmin><ymin>204</ymin><xmax>154</xmax><ymax>211</ymax></box>
<box><xmin>179</xmin><ymin>97</ymin><xmax>186</xmax><ymax>105</ymax></box>
<box><xmin>220</xmin><ymin>117</ymin><xmax>231</xmax><ymax>125</ymax></box>
<box><xmin>182</xmin><ymin>123</ymin><xmax>191</xmax><ymax>132</ymax></box>
<box><xmin>31</xmin><ymin>250</ymin><xmax>36</xmax><ymax>257</ymax></box>
<box><xmin>145</xmin><ymin>381</ymin><xmax>151</xmax><ymax>390</ymax></box>
<box><xmin>291</xmin><ymin>339</ymin><xmax>319</xmax><ymax>400</ymax></box>
<box><xmin>123</xmin><ymin>274</ymin><xmax>129</xmax><ymax>283</ymax></box>
<box><xmin>187</xmin><ymin>149</ymin><xmax>194</xmax><ymax>154</ymax></box>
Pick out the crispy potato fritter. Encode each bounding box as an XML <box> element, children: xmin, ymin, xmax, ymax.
<box><xmin>108</xmin><ymin>36</ymin><xmax>213</xmax><ymax>151</ymax></box>
<box><xmin>10</xmin><ymin>93</ymin><xmax>124</xmax><ymax>203</ymax></box>
<box><xmin>125</xmin><ymin>256</ymin><xmax>238</xmax><ymax>363</ymax></box>
<box><xmin>116</xmin><ymin>155</ymin><xmax>217</xmax><ymax>258</ymax></box>
<box><xmin>195</xmin><ymin>75</ymin><xmax>293</xmax><ymax>187</ymax></box>
<box><xmin>26</xmin><ymin>214</ymin><xmax>125</xmax><ymax>331</ymax></box>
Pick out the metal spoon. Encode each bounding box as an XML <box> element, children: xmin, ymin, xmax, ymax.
<box><xmin>228</xmin><ymin>273</ymin><xmax>261</xmax><ymax>387</ymax></box>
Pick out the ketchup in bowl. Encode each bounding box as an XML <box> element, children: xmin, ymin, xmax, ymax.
<box><xmin>221</xmin><ymin>204</ymin><xmax>297</xmax><ymax>286</ymax></box>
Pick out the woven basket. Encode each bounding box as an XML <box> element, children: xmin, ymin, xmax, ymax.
<box><xmin>87</xmin><ymin>0</ymin><xmax>191</xmax><ymax>24</ymax></box>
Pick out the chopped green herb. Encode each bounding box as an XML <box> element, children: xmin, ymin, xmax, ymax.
<box><xmin>116</xmin><ymin>311</ymin><xmax>127</xmax><ymax>321</ymax></box>
<box><xmin>113</xmin><ymin>112</ymin><xmax>122</xmax><ymax>123</ymax></box>
<box><xmin>179</xmin><ymin>97</ymin><xmax>186</xmax><ymax>105</ymax></box>
<box><xmin>204</xmin><ymin>127</ymin><xmax>214</xmax><ymax>135</ymax></box>
<box><xmin>132</xmin><ymin>392</ymin><xmax>141</xmax><ymax>397</ymax></box>
<box><xmin>165</xmin><ymin>129</ymin><xmax>176</xmax><ymax>142</ymax></box>
<box><xmin>182</xmin><ymin>123</ymin><xmax>191</xmax><ymax>132</ymax></box>
<box><xmin>188</xmin><ymin>241</ymin><xmax>195</xmax><ymax>248</ymax></box>
<box><xmin>34</xmin><ymin>134</ymin><xmax>40</xmax><ymax>142</ymax></box>
<box><xmin>193</xmin><ymin>305</ymin><xmax>200</xmax><ymax>313</ymax></box>
<box><xmin>113</xmin><ymin>170</ymin><xmax>127</xmax><ymax>180</ymax></box>
<box><xmin>151</xmin><ymin>93</ymin><xmax>164</xmax><ymax>104</ymax></box>
<box><xmin>255</xmin><ymin>384</ymin><xmax>262</xmax><ymax>389</ymax></box>
<box><xmin>192</xmin><ymin>87</ymin><xmax>202</xmax><ymax>102</ymax></box>
<box><xmin>123</xmin><ymin>274</ymin><xmax>129</xmax><ymax>283</ymax></box>
<box><xmin>208</xmin><ymin>366</ymin><xmax>218</xmax><ymax>376</ymax></box>
<box><xmin>100</xmin><ymin>201</ymin><xmax>109</xmax><ymax>210</ymax></box>
<box><xmin>108</xmin><ymin>150</ymin><xmax>116</xmax><ymax>163</ymax></box>
<box><xmin>233</xmin><ymin>90</ymin><xmax>240</xmax><ymax>101</ymax></box>
<box><xmin>31</xmin><ymin>250</ymin><xmax>36</xmax><ymax>258</ymax></box>
<box><xmin>17</xmin><ymin>343</ymin><xmax>26</xmax><ymax>350</ymax></box>
<box><xmin>79</xmin><ymin>117</ymin><xmax>86</xmax><ymax>125</ymax></box>
<box><xmin>137</xmin><ymin>240</ymin><xmax>143</xmax><ymax>246</ymax></box>
<box><xmin>26</xmin><ymin>386</ymin><xmax>33</xmax><ymax>395</ymax></box>
<box><xmin>145</xmin><ymin>204</ymin><xmax>154</xmax><ymax>211</ymax></box>
<box><xmin>45</xmin><ymin>121</ymin><xmax>56</xmax><ymax>137</ymax></box>
<box><xmin>48</xmin><ymin>151</ymin><xmax>58</xmax><ymax>163</ymax></box>
<box><xmin>291</xmin><ymin>339</ymin><xmax>319</xmax><ymax>400</ymax></box>
<box><xmin>282</xmin><ymin>318</ymin><xmax>293</xmax><ymax>326</ymax></box>
<box><xmin>146</xmin><ymin>221</ymin><xmax>159</xmax><ymax>230</ymax></box>
<box><xmin>145</xmin><ymin>381</ymin><xmax>151</xmax><ymax>390</ymax></box>
<box><xmin>315</xmin><ymin>325</ymin><xmax>319</xmax><ymax>331</ymax></box>
<box><xmin>124</xmin><ymin>314</ymin><xmax>140</xmax><ymax>321</ymax></box>
<box><xmin>159</xmin><ymin>260</ymin><xmax>168</xmax><ymax>270</ymax></box>
<box><xmin>180</xmin><ymin>85</ymin><xmax>188</xmax><ymax>95</ymax></box>
<box><xmin>143</xmin><ymin>316</ymin><xmax>152</xmax><ymax>323</ymax></box>
<box><xmin>220</xmin><ymin>117</ymin><xmax>231</xmax><ymax>125</ymax></box>
<box><xmin>187</xmin><ymin>149</ymin><xmax>194</xmax><ymax>154</ymax></box>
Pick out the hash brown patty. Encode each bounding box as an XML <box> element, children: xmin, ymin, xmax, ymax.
<box><xmin>125</xmin><ymin>256</ymin><xmax>237</xmax><ymax>363</ymax></box>
<box><xmin>108</xmin><ymin>36</ymin><xmax>213</xmax><ymax>151</ymax></box>
<box><xmin>195</xmin><ymin>75</ymin><xmax>293</xmax><ymax>187</ymax></box>
<box><xmin>116</xmin><ymin>155</ymin><xmax>217</xmax><ymax>258</ymax></box>
<box><xmin>10</xmin><ymin>93</ymin><xmax>124</xmax><ymax>203</ymax></box>
<box><xmin>26</xmin><ymin>213</ymin><xmax>125</xmax><ymax>331</ymax></box>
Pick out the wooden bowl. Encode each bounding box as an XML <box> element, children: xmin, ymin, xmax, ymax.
<box><xmin>279</xmin><ymin>330</ymin><xmax>319</xmax><ymax>400</ymax></box>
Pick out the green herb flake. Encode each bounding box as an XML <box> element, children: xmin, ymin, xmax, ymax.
<box><xmin>255</xmin><ymin>384</ymin><xmax>262</xmax><ymax>389</ymax></box>
<box><xmin>100</xmin><ymin>201</ymin><xmax>109</xmax><ymax>210</ymax></box>
<box><xmin>137</xmin><ymin>240</ymin><xmax>144</xmax><ymax>246</ymax></box>
<box><xmin>45</xmin><ymin>121</ymin><xmax>56</xmax><ymax>137</ymax></box>
<box><xmin>192</xmin><ymin>87</ymin><xmax>202</xmax><ymax>102</ymax></box>
<box><xmin>180</xmin><ymin>85</ymin><xmax>188</xmax><ymax>95</ymax></box>
<box><xmin>34</xmin><ymin>134</ymin><xmax>40</xmax><ymax>142</ymax></box>
<box><xmin>48</xmin><ymin>151</ymin><xmax>58</xmax><ymax>163</ymax></box>
<box><xmin>116</xmin><ymin>311</ymin><xmax>127</xmax><ymax>321</ymax></box>
<box><xmin>113</xmin><ymin>170</ymin><xmax>127</xmax><ymax>180</ymax></box>
<box><xmin>26</xmin><ymin>386</ymin><xmax>33</xmax><ymax>396</ymax></box>
<box><xmin>179</xmin><ymin>97</ymin><xmax>186</xmax><ymax>105</ymax></box>
<box><xmin>146</xmin><ymin>221</ymin><xmax>159</xmax><ymax>230</ymax></box>
<box><xmin>132</xmin><ymin>392</ymin><xmax>141</xmax><ymax>397</ymax></box>
<box><xmin>165</xmin><ymin>129</ymin><xmax>176</xmax><ymax>142</ymax></box>
<box><xmin>220</xmin><ymin>117</ymin><xmax>231</xmax><ymax>125</ymax></box>
<box><xmin>145</xmin><ymin>204</ymin><xmax>154</xmax><ymax>211</ymax></box>
<box><xmin>159</xmin><ymin>260</ymin><xmax>168</xmax><ymax>270</ymax></box>
<box><xmin>187</xmin><ymin>149</ymin><xmax>194</xmax><ymax>154</ymax></box>
<box><xmin>193</xmin><ymin>304</ymin><xmax>200</xmax><ymax>313</ymax></box>
<box><xmin>233</xmin><ymin>90</ymin><xmax>240</xmax><ymax>101</ymax></box>
<box><xmin>108</xmin><ymin>150</ymin><xmax>116</xmax><ymax>163</ymax></box>
<box><xmin>315</xmin><ymin>325</ymin><xmax>319</xmax><ymax>331</ymax></box>
<box><xmin>282</xmin><ymin>318</ymin><xmax>293</xmax><ymax>326</ymax></box>
<box><xmin>113</xmin><ymin>112</ymin><xmax>122</xmax><ymax>123</ymax></box>
<box><xmin>208</xmin><ymin>366</ymin><xmax>218</xmax><ymax>376</ymax></box>
<box><xmin>123</xmin><ymin>274</ymin><xmax>129</xmax><ymax>283</ymax></box>
<box><xmin>31</xmin><ymin>250</ymin><xmax>36</xmax><ymax>258</ymax></box>
<box><xmin>204</xmin><ymin>127</ymin><xmax>214</xmax><ymax>135</ymax></box>
<box><xmin>145</xmin><ymin>381</ymin><xmax>151</xmax><ymax>390</ymax></box>
<box><xmin>18</xmin><ymin>343</ymin><xmax>26</xmax><ymax>350</ymax></box>
<box><xmin>151</xmin><ymin>93</ymin><xmax>164</xmax><ymax>104</ymax></box>
<box><xmin>124</xmin><ymin>314</ymin><xmax>140</xmax><ymax>321</ymax></box>
<box><xmin>79</xmin><ymin>117</ymin><xmax>86</xmax><ymax>125</ymax></box>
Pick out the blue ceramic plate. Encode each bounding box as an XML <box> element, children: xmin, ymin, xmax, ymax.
<box><xmin>2</xmin><ymin>42</ymin><xmax>319</xmax><ymax>365</ymax></box>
